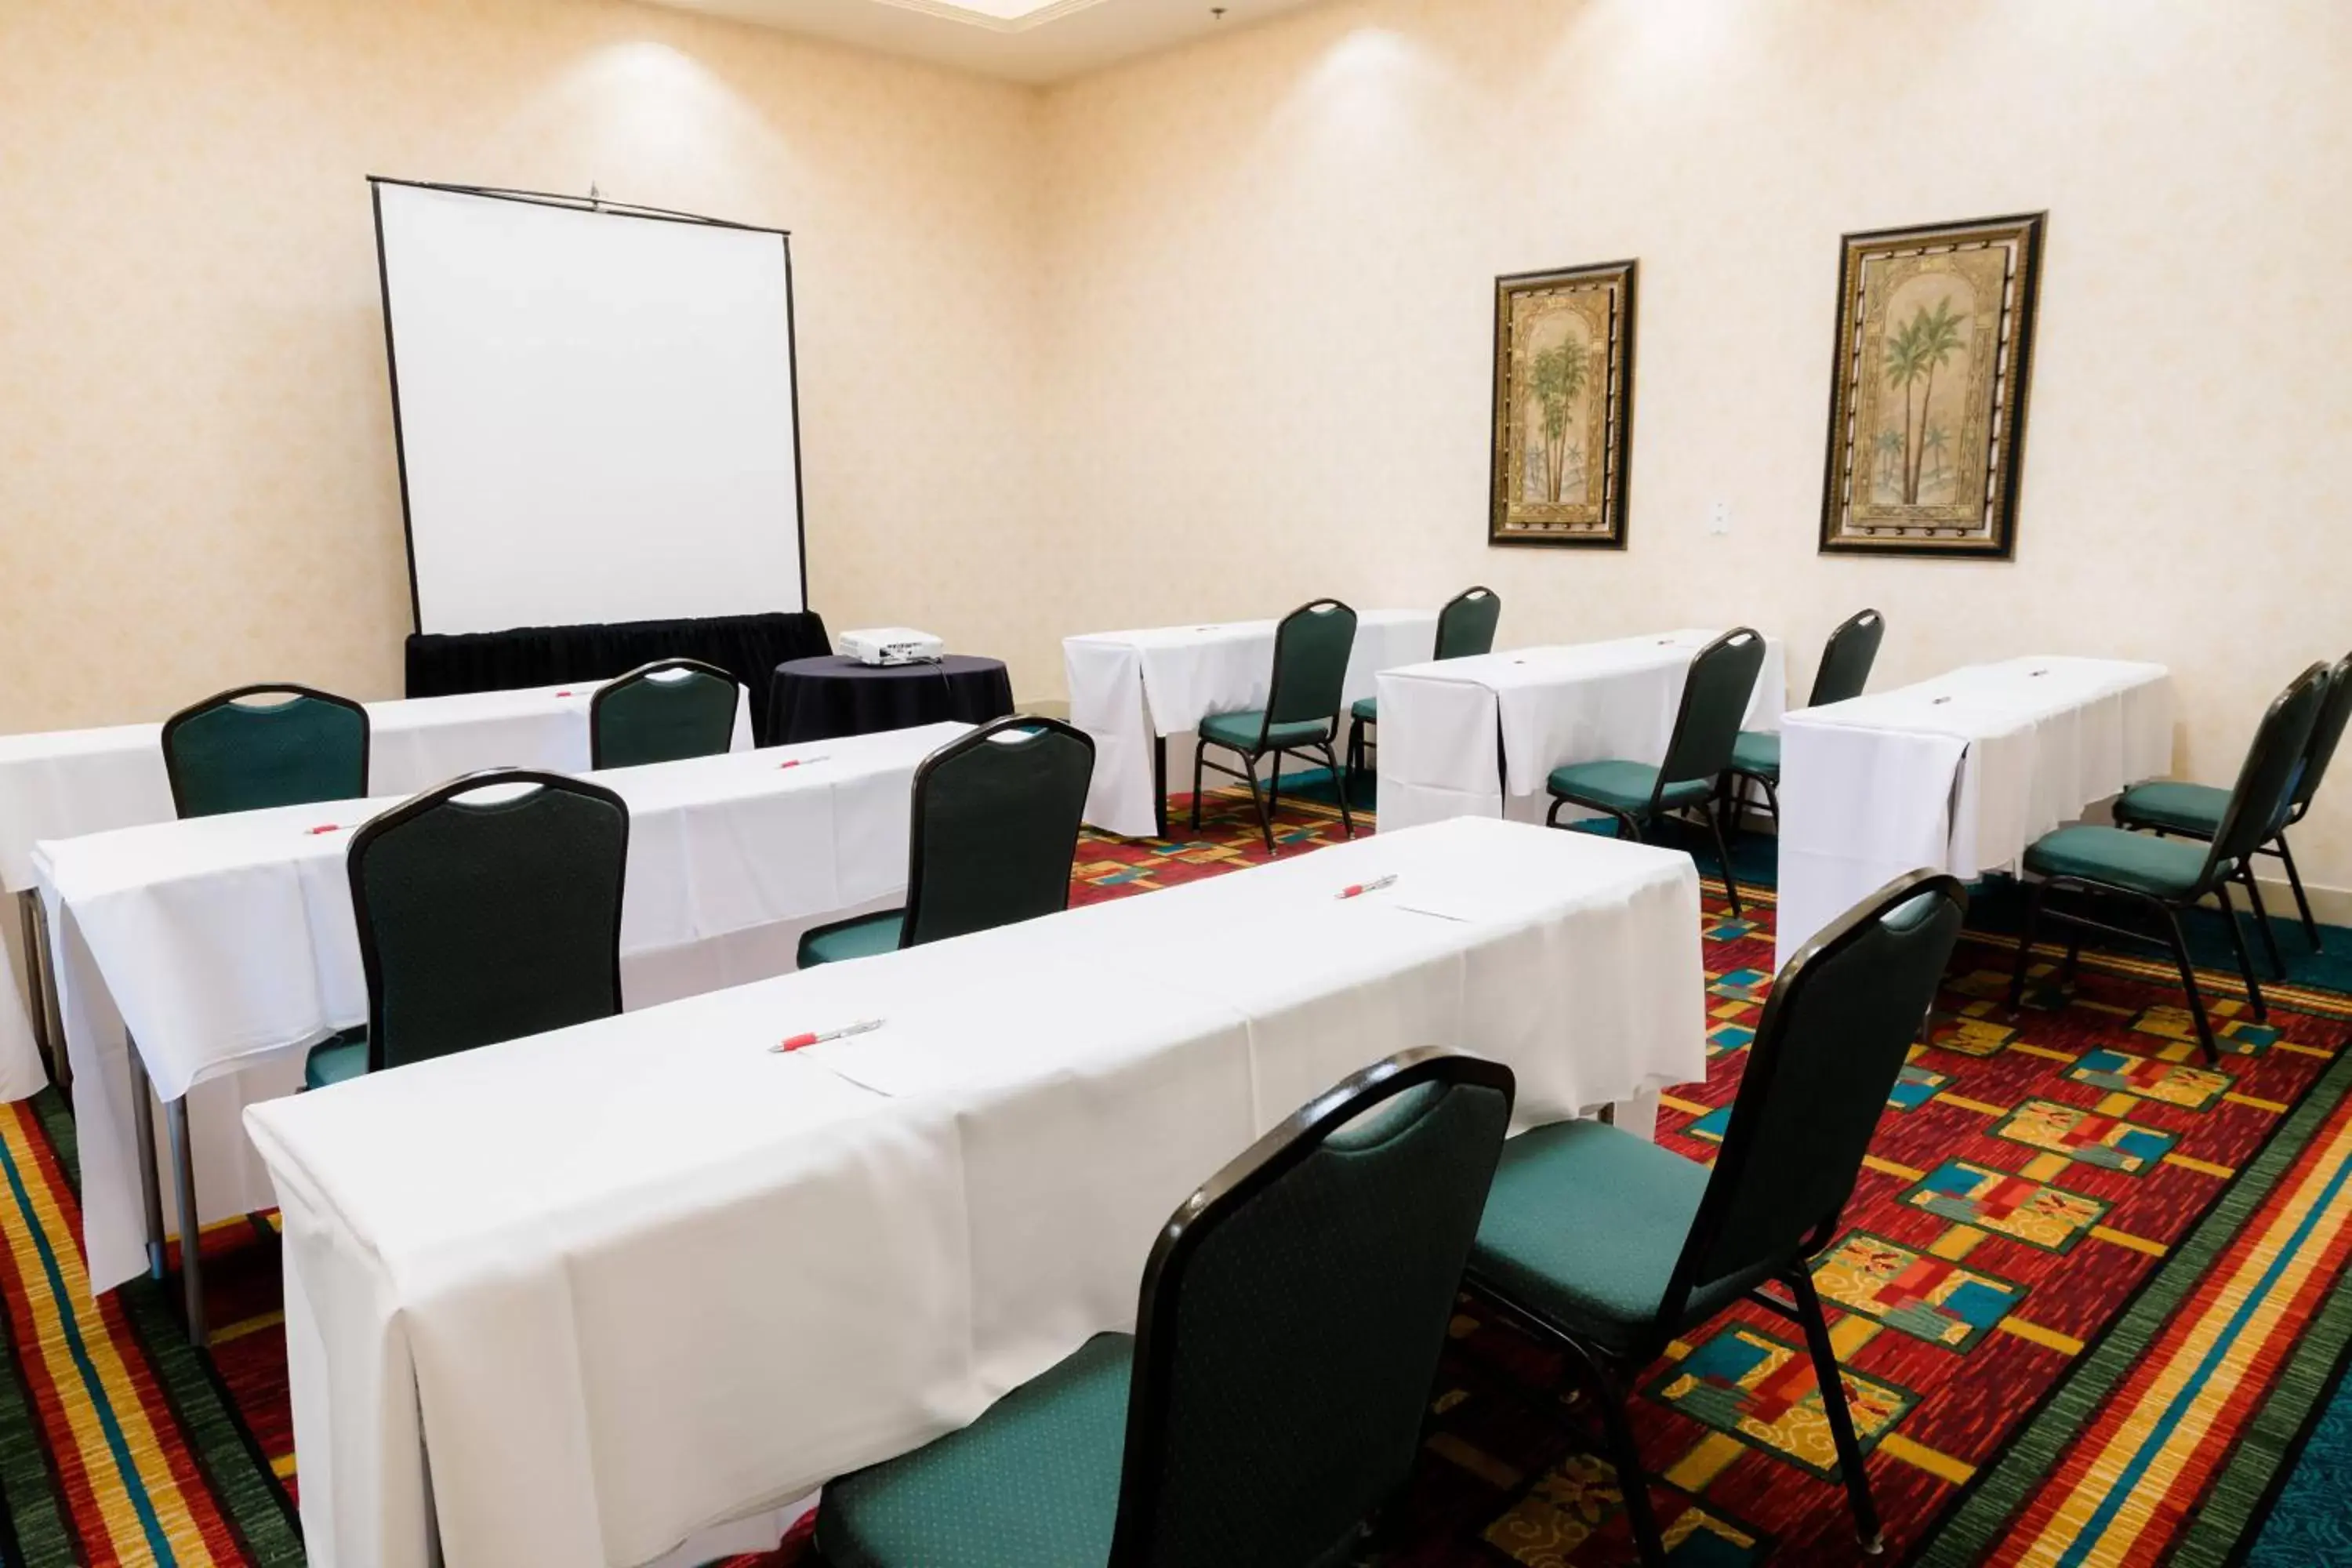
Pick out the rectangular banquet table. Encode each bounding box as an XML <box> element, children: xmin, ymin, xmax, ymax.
<box><xmin>38</xmin><ymin>722</ymin><xmax>960</xmax><ymax>1301</ymax></box>
<box><xmin>1774</xmin><ymin>655</ymin><xmax>2175</xmax><ymax>966</ymax></box>
<box><xmin>1374</xmin><ymin>630</ymin><xmax>1788</xmax><ymax>832</ymax></box>
<box><xmin>245</xmin><ymin>815</ymin><xmax>1705</xmax><ymax>1568</ymax></box>
<box><xmin>1065</xmin><ymin>608</ymin><xmax>1439</xmax><ymax>838</ymax></box>
<box><xmin>0</xmin><ymin>681</ymin><xmax>755</xmax><ymax>1102</ymax></box>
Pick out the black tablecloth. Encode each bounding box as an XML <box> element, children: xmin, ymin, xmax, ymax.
<box><xmin>405</xmin><ymin>612</ymin><xmax>831</xmax><ymax>745</ymax></box>
<box><xmin>768</xmin><ymin>655</ymin><xmax>1014</xmax><ymax>745</ymax></box>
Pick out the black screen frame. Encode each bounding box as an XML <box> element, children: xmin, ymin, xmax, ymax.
<box><xmin>367</xmin><ymin>176</ymin><xmax>809</xmax><ymax>634</ymax></box>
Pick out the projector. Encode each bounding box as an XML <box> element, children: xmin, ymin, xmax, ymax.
<box><xmin>838</xmin><ymin>627</ymin><xmax>946</xmax><ymax>666</ymax></box>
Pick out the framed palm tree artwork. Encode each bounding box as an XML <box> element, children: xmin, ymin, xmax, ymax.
<box><xmin>1489</xmin><ymin>260</ymin><xmax>1636</xmax><ymax>549</ymax></box>
<box><xmin>1820</xmin><ymin>213</ymin><xmax>2045</xmax><ymax>559</ymax></box>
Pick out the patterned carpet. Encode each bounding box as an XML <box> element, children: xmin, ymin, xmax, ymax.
<box><xmin>0</xmin><ymin>786</ymin><xmax>2349</xmax><ymax>1566</ymax></box>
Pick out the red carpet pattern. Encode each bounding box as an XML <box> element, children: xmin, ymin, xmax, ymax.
<box><xmin>1</xmin><ymin>785</ymin><xmax>2348</xmax><ymax>1567</ymax></box>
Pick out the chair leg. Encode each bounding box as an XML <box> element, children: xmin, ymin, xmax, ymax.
<box><xmin>1319</xmin><ymin>742</ymin><xmax>1356</xmax><ymax>838</ymax></box>
<box><xmin>1760</xmin><ymin>776</ymin><xmax>1780</xmax><ymax>827</ymax></box>
<box><xmin>2275</xmin><ymin>835</ymin><xmax>2321</xmax><ymax>951</ymax></box>
<box><xmin>2238</xmin><ymin>866</ymin><xmax>2288</xmax><ymax>982</ymax></box>
<box><xmin>1240</xmin><ymin>753</ymin><xmax>1276</xmax><ymax>855</ymax></box>
<box><xmin>2156</xmin><ymin>901</ymin><xmax>2222</xmax><ymax>1062</ymax></box>
<box><xmin>1704</xmin><ymin>802</ymin><xmax>1744</xmax><ymax>917</ymax></box>
<box><xmin>2214</xmin><ymin>879</ymin><xmax>2269</xmax><ymax>1022</ymax></box>
<box><xmin>2007</xmin><ymin>878</ymin><xmax>2053</xmax><ymax>1010</ymax></box>
<box><xmin>1789</xmin><ymin>1269</ymin><xmax>1886</xmax><ymax>1554</ymax></box>
<box><xmin>1189</xmin><ymin>741</ymin><xmax>1207</xmax><ymax>832</ymax></box>
<box><xmin>1557</xmin><ymin>1345</ymin><xmax>1667</xmax><ymax>1568</ymax></box>
<box><xmin>2060</xmin><ymin>924</ymin><xmax>2085</xmax><ymax>988</ymax></box>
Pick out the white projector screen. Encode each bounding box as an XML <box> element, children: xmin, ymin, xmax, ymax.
<box><xmin>372</xmin><ymin>180</ymin><xmax>806</xmax><ymax>635</ymax></box>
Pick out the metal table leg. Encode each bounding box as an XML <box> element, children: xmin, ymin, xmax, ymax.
<box><xmin>1153</xmin><ymin>734</ymin><xmax>1169</xmax><ymax>840</ymax></box>
<box><xmin>126</xmin><ymin>1041</ymin><xmax>169</xmax><ymax>1281</ymax></box>
<box><xmin>20</xmin><ymin>891</ymin><xmax>69</xmax><ymax>1098</ymax></box>
<box><xmin>164</xmin><ymin>1094</ymin><xmax>206</xmax><ymax>1345</ymax></box>
<box><xmin>15</xmin><ymin>892</ymin><xmax>47</xmax><ymax>1069</ymax></box>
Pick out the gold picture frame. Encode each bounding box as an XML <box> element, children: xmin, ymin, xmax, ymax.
<box><xmin>1820</xmin><ymin>213</ymin><xmax>2045</xmax><ymax>559</ymax></box>
<box><xmin>1489</xmin><ymin>260</ymin><xmax>1636</xmax><ymax>549</ymax></box>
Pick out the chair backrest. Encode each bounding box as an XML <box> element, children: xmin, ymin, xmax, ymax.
<box><xmin>347</xmin><ymin>770</ymin><xmax>629</xmax><ymax>1073</ymax></box>
<box><xmin>1261</xmin><ymin>599</ymin><xmax>1359</xmax><ymax>735</ymax></box>
<box><xmin>1109</xmin><ymin>1048</ymin><xmax>1515</xmax><ymax>1568</ymax></box>
<box><xmin>589</xmin><ymin>659</ymin><xmax>741</xmax><ymax>770</ymax></box>
<box><xmin>1434</xmin><ymin>587</ymin><xmax>1503</xmax><ymax>662</ymax></box>
<box><xmin>161</xmin><ymin>684</ymin><xmax>370</xmax><ymax>819</ymax></box>
<box><xmin>2198</xmin><ymin>662</ymin><xmax>2331</xmax><ymax>888</ymax></box>
<box><xmin>1661</xmin><ymin>869</ymin><xmax>1966</xmax><ymax>1320</ymax></box>
<box><xmin>901</xmin><ymin>717</ymin><xmax>1095</xmax><ymax>949</ymax></box>
<box><xmin>2284</xmin><ymin>652</ymin><xmax>2352</xmax><ymax>826</ymax></box>
<box><xmin>1654</xmin><ymin>628</ymin><xmax>1768</xmax><ymax>796</ymax></box>
<box><xmin>1806</xmin><ymin>608</ymin><xmax>1885</xmax><ymax>708</ymax></box>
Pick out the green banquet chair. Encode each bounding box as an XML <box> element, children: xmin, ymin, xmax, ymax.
<box><xmin>1192</xmin><ymin>597</ymin><xmax>1358</xmax><ymax>853</ymax></box>
<box><xmin>796</xmin><ymin>717</ymin><xmax>1094</xmax><ymax>967</ymax></box>
<box><xmin>1545</xmin><ymin>626</ymin><xmax>1766</xmax><ymax>914</ymax></box>
<box><xmin>589</xmin><ymin>658</ymin><xmax>742</xmax><ymax>770</ymax></box>
<box><xmin>1466</xmin><ymin>868</ymin><xmax>1967</xmax><ymax>1567</ymax></box>
<box><xmin>2005</xmin><ymin>662</ymin><xmax>2330</xmax><ymax>1062</ymax></box>
<box><xmin>303</xmin><ymin>768</ymin><xmax>630</xmax><ymax>1088</ymax></box>
<box><xmin>1723</xmin><ymin>607</ymin><xmax>1885</xmax><ymax>833</ymax></box>
<box><xmin>2113</xmin><ymin>650</ymin><xmax>2352</xmax><ymax>966</ymax></box>
<box><xmin>1346</xmin><ymin>585</ymin><xmax>1503</xmax><ymax>779</ymax></box>
<box><xmin>811</xmin><ymin>1047</ymin><xmax>1516</xmax><ymax>1568</ymax></box>
<box><xmin>160</xmin><ymin>684</ymin><xmax>370</xmax><ymax>818</ymax></box>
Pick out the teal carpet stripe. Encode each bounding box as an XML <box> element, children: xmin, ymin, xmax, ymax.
<box><xmin>24</xmin><ymin>1086</ymin><xmax>307</xmax><ymax>1568</ymax></box>
<box><xmin>2186</xmin><ymin>1272</ymin><xmax>2352</xmax><ymax>1566</ymax></box>
<box><xmin>0</xmin><ymin>1105</ymin><xmax>175</xmax><ymax>1564</ymax></box>
<box><xmin>2243</xmin><ymin>1340</ymin><xmax>2352</xmax><ymax>1566</ymax></box>
<box><xmin>0</xmin><ymin>1198</ymin><xmax>70</xmax><ymax>1568</ymax></box>
<box><xmin>2053</xmin><ymin>1131</ymin><xmax>2352</xmax><ymax>1568</ymax></box>
<box><xmin>1917</xmin><ymin>1036</ymin><xmax>2352</xmax><ymax>1565</ymax></box>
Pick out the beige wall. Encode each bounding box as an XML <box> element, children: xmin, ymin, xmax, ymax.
<box><xmin>1036</xmin><ymin>0</ymin><xmax>2352</xmax><ymax>899</ymax></box>
<box><xmin>0</xmin><ymin>0</ymin><xmax>1044</xmax><ymax>728</ymax></box>
<box><xmin>5</xmin><ymin>0</ymin><xmax>2350</xmax><ymax>898</ymax></box>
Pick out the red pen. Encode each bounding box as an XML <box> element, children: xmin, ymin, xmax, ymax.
<box><xmin>307</xmin><ymin>824</ymin><xmax>343</xmax><ymax>836</ymax></box>
<box><xmin>773</xmin><ymin>1018</ymin><xmax>886</xmax><ymax>1053</ymax></box>
<box><xmin>778</xmin><ymin>755</ymin><xmax>831</xmax><ymax>771</ymax></box>
<box><xmin>1335</xmin><ymin>874</ymin><xmax>1399</xmax><ymax>900</ymax></box>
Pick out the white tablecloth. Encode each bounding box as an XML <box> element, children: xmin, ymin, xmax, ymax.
<box><xmin>0</xmin><ymin>682</ymin><xmax>753</xmax><ymax>1100</ymax></box>
<box><xmin>1065</xmin><ymin>608</ymin><xmax>1439</xmax><ymax>837</ymax></box>
<box><xmin>1374</xmin><ymin>630</ymin><xmax>1788</xmax><ymax>831</ymax></box>
<box><xmin>1774</xmin><ymin>656</ymin><xmax>2175</xmax><ymax>966</ymax></box>
<box><xmin>245</xmin><ymin>815</ymin><xmax>1704</xmax><ymax>1568</ymax></box>
<box><xmin>39</xmin><ymin>722</ymin><xmax>958</xmax><ymax>1297</ymax></box>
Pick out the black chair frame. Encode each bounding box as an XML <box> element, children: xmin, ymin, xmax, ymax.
<box><xmin>347</xmin><ymin>768</ymin><xmax>630</xmax><ymax>1075</ymax></box>
<box><xmin>794</xmin><ymin>716</ymin><xmax>1097</xmax><ymax>960</ymax></box>
<box><xmin>2114</xmin><ymin>651</ymin><xmax>2352</xmax><ymax>967</ymax></box>
<box><xmin>587</xmin><ymin>657</ymin><xmax>742</xmax><ymax>770</ymax></box>
<box><xmin>1723</xmin><ymin>608</ymin><xmax>1883</xmax><ymax>835</ymax></box>
<box><xmin>1107</xmin><ymin>1047</ymin><xmax>1518</xmax><ymax>1566</ymax></box>
<box><xmin>2005</xmin><ymin>665</ymin><xmax>2330</xmax><ymax>1063</ymax></box>
<box><xmin>1190</xmin><ymin>599</ymin><xmax>1357</xmax><ymax>853</ymax></box>
<box><xmin>1346</xmin><ymin>586</ymin><xmax>1500</xmax><ymax>780</ymax></box>
<box><xmin>1463</xmin><ymin>869</ymin><xmax>1967</xmax><ymax>1566</ymax></box>
<box><xmin>898</xmin><ymin>716</ymin><xmax>1093</xmax><ymax>949</ymax></box>
<box><xmin>160</xmin><ymin>683</ymin><xmax>372</xmax><ymax>818</ymax></box>
<box><xmin>1545</xmin><ymin>628</ymin><xmax>1759</xmax><ymax>916</ymax></box>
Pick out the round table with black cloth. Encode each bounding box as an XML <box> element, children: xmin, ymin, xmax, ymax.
<box><xmin>768</xmin><ymin>655</ymin><xmax>1015</xmax><ymax>745</ymax></box>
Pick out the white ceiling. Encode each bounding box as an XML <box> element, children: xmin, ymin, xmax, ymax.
<box><xmin>639</xmin><ymin>0</ymin><xmax>1327</xmax><ymax>85</ymax></box>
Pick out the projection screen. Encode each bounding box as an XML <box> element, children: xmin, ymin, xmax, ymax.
<box><xmin>372</xmin><ymin>180</ymin><xmax>806</xmax><ymax>635</ymax></box>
